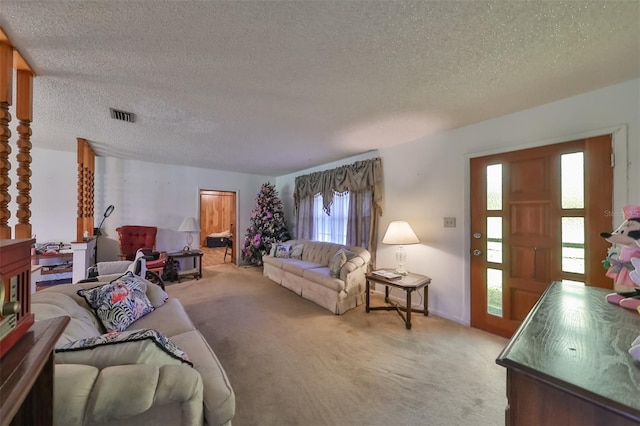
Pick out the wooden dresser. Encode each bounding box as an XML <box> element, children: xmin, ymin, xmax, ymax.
<box><xmin>496</xmin><ymin>281</ymin><xmax>640</xmax><ymax>425</ymax></box>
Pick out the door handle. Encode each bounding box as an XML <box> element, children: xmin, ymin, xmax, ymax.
<box><xmin>473</xmin><ymin>249</ymin><xmax>482</xmax><ymax>256</ymax></box>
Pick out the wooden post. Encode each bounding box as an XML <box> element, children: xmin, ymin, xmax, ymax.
<box><xmin>77</xmin><ymin>140</ymin><xmax>84</xmax><ymax>241</ymax></box>
<box><xmin>0</xmin><ymin>41</ymin><xmax>13</xmax><ymax>240</ymax></box>
<box><xmin>15</xmin><ymin>69</ymin><xmax>33</xmax><ymax>239</ymax></box>
<box><xmin>76</xmin><ymin>138</ymin><xmax>95</xmax><ymax>241</ymax></box>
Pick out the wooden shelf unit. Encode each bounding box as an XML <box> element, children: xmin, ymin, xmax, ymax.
<box><xmin>31</xmin><ymin>252</ymin><xmax>73</xmax><ymax>275</ymax></box>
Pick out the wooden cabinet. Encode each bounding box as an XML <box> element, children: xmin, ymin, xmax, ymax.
<box><xmin>0</xmin><ymin>316</ymin><xmax>69</xmax><ymax>425</ymax></box>
<box><xmin>496</xmin><ymin>282</ymin><xmax>640</xmax><ymax>425</ymax></box>
<box><xmin>0</xmin><ymin>239</ymin><xmax>35</xmax><ymax>358</ymax></box>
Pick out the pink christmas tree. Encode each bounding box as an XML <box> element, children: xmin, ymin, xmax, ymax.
<box><xmin>242</xmin><ymin>182</ymin><xmax>290</xmax><ymax>265</ymax></box>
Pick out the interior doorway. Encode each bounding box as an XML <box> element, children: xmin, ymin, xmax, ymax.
<box><xmin>199</xmin><ymin>189</ymin><xmax>237</xmax><ymax>267</ymax></box>
<box><xmin>470</xmin><ymin>135</ymin><xmax>613</xmax><ymax>338</ymax></box>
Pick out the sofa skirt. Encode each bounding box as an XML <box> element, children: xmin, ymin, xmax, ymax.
<box><xmin>264</xmin><ymin>264</ymin><xmax>364</xmax><ymax>315</ymax></box>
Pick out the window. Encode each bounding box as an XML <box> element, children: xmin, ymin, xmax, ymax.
<box><xmin>312</xmin><ymin>192</ymin><xmax>350</xmax><ymax>245</ymax></box>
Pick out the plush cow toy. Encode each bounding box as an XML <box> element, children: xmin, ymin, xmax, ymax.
<box><xmin>602</xmin><ymin>205</ymin><xmax>640</xmax><ymax>309</ymax></box>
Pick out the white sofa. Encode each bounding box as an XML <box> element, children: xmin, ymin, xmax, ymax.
<box><xmin>262</xmin><ymin>239</ymin><xmax>371</xmax><ymax>314</ymax></box>
<box><xmin>31</xmin><ymin>275</ymin><xmax>235</xmax><ymax>426</ymax></box>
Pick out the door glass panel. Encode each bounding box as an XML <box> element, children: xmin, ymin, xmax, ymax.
<box><xmin>486</xmin><ymin>217</ymin><xmax>502</xmax><ymax>263</ymax></box>
<box><xmin>487</xmin><ymin>268</ymin><xmax>503</xmax><ymax>317</ymax></box>
<box><xmin>562</xmin><ymin>279</ymin><xmax>585</xmax><ymax>286</ymax></box>
<box><xmin>486</xmin><ymin>164</ymin><xmax>502</xmax><ymax>211</ymax></box>
<box><xmin>562</xmin><ymin>217</ymin><xmax>585</xmax><ymax>273</ymax></box>
<box><xmin>561</xmin><ymin>152</ymin><xmax>584</xmax><ymax>209</ymax></box>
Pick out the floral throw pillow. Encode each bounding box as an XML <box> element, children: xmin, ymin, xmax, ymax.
<box><xmin>55</xmin><ymin>328</ymin><xmax>192</xmax><ymax>368</ymax></box>
<box><xmin>77</xmin><ymin>272</ymin><xmax>155</xmax><ymax>332</ymax></box>
<box><xmin>275</xmin><ymin>244</ymin><xmax>291</xmax><ymax>258</ymax></box>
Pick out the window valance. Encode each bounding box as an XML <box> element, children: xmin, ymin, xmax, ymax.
<box><xmin>294</xmin><ymin>157</ymin><xmax>384</xmax><ymax>216</ymax></box>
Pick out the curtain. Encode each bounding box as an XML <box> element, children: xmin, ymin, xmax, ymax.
<box><xmin>294</xmin><ymin>157</ymin><xmax>383</xmax><ymax>267</ymax></box>
<box><xmin>296</xmin><ymin>195</ymin><xmax>314</xmax><ymax>240</ymax></box>
<box><xmin>314</xmin><ymin>192</ymin><xmax>349</xmax><ymax>244</ymax></box>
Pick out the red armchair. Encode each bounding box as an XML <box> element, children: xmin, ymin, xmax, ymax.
<box><xmin>116</xmin><ymin>226</ymin><xmax>166</xmax><ymax>279</ymax></box>
<box><xmin>116</xmin><ymin>225</ymin><xmax>158</xmax><ymax>260</ymax></box>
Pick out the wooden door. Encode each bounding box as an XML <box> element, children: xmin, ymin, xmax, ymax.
<box><xmin>200</xmin><ymin>190</ymin><xmax>236</xmax><ymax>263</ymax></box>
<box><xmin>470</xmin><ymin>135</ymin><xmax>613</xmax><ymax>338</ymax></box>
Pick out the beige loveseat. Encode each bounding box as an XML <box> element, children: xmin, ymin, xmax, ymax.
<box><xmin>262</xmin><ymin>239</ymin><xmax>371</xmax><ymax>314</ymax></box>
<box><xmin>31</xmin><ymin>276</ymin><xmax>235</xmax><ymax>426</ymax></box>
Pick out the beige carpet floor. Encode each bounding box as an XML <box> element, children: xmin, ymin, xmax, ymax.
<box><xmin>165</xmin><ymin>265</ymin><xmax>508</xmax><ymax>426</ymax></box>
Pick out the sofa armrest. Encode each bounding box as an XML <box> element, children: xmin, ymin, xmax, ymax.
<box><xmin>55</xmin><ymin>364</ymin><xmax>203</xmax><ymax>426</ymax></box>
<box><xmin>340</xmin><ymin>255</ymin><xmax>366</xmax><ymax>279</ymax></box>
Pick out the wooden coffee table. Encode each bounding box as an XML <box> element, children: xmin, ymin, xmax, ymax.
<box><xmin>365</xmin><ymin>269</ymin><xmax>432</xmax><ymax>329</ymax></box>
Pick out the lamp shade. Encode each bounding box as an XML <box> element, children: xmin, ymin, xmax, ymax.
<box><xmin>178</xmin><ymin>217</ymin><xmax>200</xmax><ymax>233</ymax></box>
<box><xmin>382</xmin><ymin>221</ymin><xmax>419</xmax><ymax>245</ymax></box>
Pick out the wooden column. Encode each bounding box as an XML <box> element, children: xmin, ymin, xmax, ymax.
<box><xmin>0</xmin><ymin>41</ymin><xmax>13</xmax><ymax>240</ymax></box>
<box><xmin>77</xmin><ymin>138</ymin><xmax>95</xmax><ymax>241</ymax></box>
<box><xmin>15</xmin><ymin>69</ymin><xmax>33</xmax><ymax>239</ymax></box>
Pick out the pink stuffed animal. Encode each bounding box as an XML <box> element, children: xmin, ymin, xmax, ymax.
<box><xmin>602</xmin><ymin>205</ymin><xmax>640</xmax><ymax>309</ymax></box>
<box><xmin>627</xmin><ymin>258</ymin><xmax>640</xmax><ymax>361</ymax></box>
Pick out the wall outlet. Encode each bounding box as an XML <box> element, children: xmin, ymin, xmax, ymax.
<box><xmin>444</xmin><ymin>217</ymin><xmax>456</xmax><ymax>228</ymax></box>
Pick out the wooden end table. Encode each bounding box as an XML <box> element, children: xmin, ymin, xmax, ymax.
<box><xmin>166</xmin><ymin>250</ymin><xmax>203</xmax><ymax>282</ymax></box>
<box><xmin>365</xmin><ymin>269</ymin><xmax>432</xmax><ymax>329</ymax></box>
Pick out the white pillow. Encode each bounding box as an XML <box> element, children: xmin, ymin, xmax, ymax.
<box><xmin>290</xmin><ymin>244</ymin><xmax>304</xmax><ymax>260</ymax></box>
<box><xmin>329</xmin><ymin>250</ymin><xmax>348</xmax><ymax>277</ymax></box>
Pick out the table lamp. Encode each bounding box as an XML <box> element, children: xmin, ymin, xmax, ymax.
<box><xmin>382</xmin><ymin>221</ymin><xmax>420</xmax><ymax>275</ymax></box>
<box><xmin>178</xmin><ymin>217</ymin><xmax>200</xmax><ymax>251</ymax></box>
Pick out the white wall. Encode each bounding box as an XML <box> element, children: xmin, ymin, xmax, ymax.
<box><xmin>93</xmin><ymin>157</ymin><xmax>274</xmax><ymax>262</ymax></box>
<box><xmin>7</xmin><ymin>147</ymin><xmax>77</xmax><ymax>244</ymax></box>
<box><xmin>276</xmin><ymin>78</ymin><xmax>640</xmax><ymax>325</ymax></box>
<box><xmin>8</xmin><ymin>149</ymin><xmax>274</xmax><ymax>263</ymax></box>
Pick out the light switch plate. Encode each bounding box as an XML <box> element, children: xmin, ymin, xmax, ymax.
<box><xmin>444</xmin><ymin>217</ymin><xmax>456</xmax><ymax>228</ymax></box>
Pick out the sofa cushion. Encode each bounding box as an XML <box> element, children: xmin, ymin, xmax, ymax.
<box><xmin>281</xmin><ymin>259</ymin><xmax>325</xmax><ymax>276</ymax></box>
<box><xmin>144</xmin><ymin>279</ymin><xmax>170</xmax><ymax>307</ymax></box>
<box><xmin>170</xmin><ymin>330</ymin><xmax>235</xmax><ymax>426</ymax></box>
<box><xmin>132</xmin><ymin>298</ymin><xmax>196</xmax><ymax>338</ymax></box>
<box><xmin>299</xmin><ymin>240</ymin><xmax>343</xmax><ymax>265</ymax></box>
<box><xmin>302</xmin><ymin>267</ymin><xmax>346</xmax><ymax>292</ymax></box>
<box><xmin>54</xmin><ymin>364</ymin><xmax>100</xmax><ymax>426</ymax></box>
<box><xmin>32</xmin><ymin>302</ymin><xmax>101</xmax><ymax>347</ymax></box>
<box><xmin>78</xmin><ymin>272</ymin><xmax>155</xmax><ymax>332</ymax></box>
<box><xmin>56</xmin><ymin>328</ymin><xmax>192</xmax><ymax>368</ymax></box>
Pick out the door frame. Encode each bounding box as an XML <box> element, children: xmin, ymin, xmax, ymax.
<box><xmin>198</xmin><ymin>187</ymin><xmax>239</xmax><ymax>265</ymax></box>
<box><xmin>462</xmin><ymin>125</ymin><xmax>628</xmax><ymax>325</ymax></box>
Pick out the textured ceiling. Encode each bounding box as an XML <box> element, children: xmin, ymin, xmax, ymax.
<box><xmin>0</xmin><ymin>1</ymin><xmax>638</xmax><ymax>176</ymax></box>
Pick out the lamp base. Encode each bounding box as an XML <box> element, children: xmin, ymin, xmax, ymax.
<box><xmin>183</xmin><ymin>233</ymin><xmax>194</xmax><ymax>252</ymax></box>
<box><xmin>394</xmin><ymin>267</ymin><xmax>409</xmax><ymax>276</ymax></box>
<box><xmin>395</xmin><ymin>246</ymin><xmax>409</xmax><ymax>275</ymax></box>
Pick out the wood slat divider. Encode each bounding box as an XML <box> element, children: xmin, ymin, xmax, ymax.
<box><xmin>76</xmin><ymin>138</ymin><xmax>95</xmax><ymax>241</ymax></box>
<box><xmin>0</xmin><ymin>41</ymin><xmax>13</xmax><ymax>240</ymax></box>
<box><xmin>15</xmin><ymin>69</ymin><xmax>33</xmax><ymax>239</ymax></box>
<box><xmin>0</xmin><ymin>28</ymin><xmax>36</xmax><ymax>240</ymax></box>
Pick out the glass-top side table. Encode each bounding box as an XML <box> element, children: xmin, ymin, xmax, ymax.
<box><xmin>365</xmin><ymin>269</ymin><xmax>432</xmax><ymax>329</ymax></box>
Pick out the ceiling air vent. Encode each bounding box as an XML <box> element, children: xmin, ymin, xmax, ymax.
<box><xmin>109</xmin><ymin>108</ymin><xmax>135</xmax><ymax>123</ymax></box>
